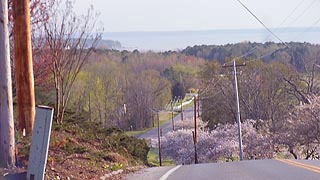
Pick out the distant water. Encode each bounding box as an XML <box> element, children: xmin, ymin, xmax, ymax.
<box><xmin>103</xmin><ymin>27</ymin><xmax>320</xmax><ymax>52</ymax></box>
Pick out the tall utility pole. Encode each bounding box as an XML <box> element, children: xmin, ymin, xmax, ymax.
<box><xmin>197</xmin><ymin>94</ymin><xmax>200</xmax><ymax>117</ymax></box>
<box><xmin>222</xmin><ymin>60</ymin><xmax>245</xmax><ymax>161</ymax></box>
<box><xmin>157</xmin><ymin>111</ymin><xmax>162</xmax><ymax>166</ymax></box>
<box><xmin>0</xmin><ymin>0</ymin><xmax>16</xmax><ymax>168</ymax></box>
<box><xmin>180</xmin><ymin>97</ymin><xmax>183</xmax><ymax>121</ymax></box>
<box><xmin>13</xmin><ymin>0</ymin><xmax>35</xmax><ymax>136</ymax></box>
<box><xmin>171</xmin><ymin>100</ymin><xmax>175</xmax><ymax>131</ymax></box>
<box><xmin>193</xmin><ymin>96</ymin><xmax>198</xmax><ymax>164</ymax></box>
<box><xmin>194</xmin><ymin>96</ymin><xmax>197</xmax><ymax>143</ymax></box>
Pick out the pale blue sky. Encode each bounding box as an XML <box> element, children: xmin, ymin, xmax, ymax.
<box><xmin>74</xmin><ymin>0</ymin><xmax>320</xmax><ymax>32</ymax></box>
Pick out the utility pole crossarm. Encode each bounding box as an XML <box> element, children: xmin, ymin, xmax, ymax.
<box><xmin>222</xmin><ymin>62</ymin><xmax>246</xmax><ymax>68</ymax></box>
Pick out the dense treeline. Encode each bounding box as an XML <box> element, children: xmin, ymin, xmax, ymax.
<box><xmin>182</xmin><ymin>42</ymin><xmax>320</xmax><ymax>72</ymax></box>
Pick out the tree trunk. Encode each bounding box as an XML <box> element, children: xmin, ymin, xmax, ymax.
<box><xmin>55</xmin><ymin>85</ymin><xmax>60</xmax><ymax>123</ymax></box>
<box><xmin>13</xmin><ymin>0</ymin><xmax>36</xmax><ymax>135</ymax></box>
<box><xmin>289</xmin><ymin>147</ymin><xmax>298</xmax><ymax>160</ymax></box>
<box><xmin>0</xmin><ymin>0</ymin><xmax>16</xmax><ymax>168</ymax></box>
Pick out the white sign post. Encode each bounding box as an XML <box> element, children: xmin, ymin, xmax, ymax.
<box><xmin>27</xmin><ymin>106</ymin><xmax>54</xmax><ymax>180</ymax></box>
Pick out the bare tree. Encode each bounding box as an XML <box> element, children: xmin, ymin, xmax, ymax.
<box><xmin>42</xmin><ymin>0</ymin><xmax>102</xmax><ymax>123</ymax></box>
<box><xmin>0</xmin><ymin>0</ymin><xmax>16</xmax><ymax>168</ymax></box>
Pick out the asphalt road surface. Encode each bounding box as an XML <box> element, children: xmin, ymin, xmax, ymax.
<box><xmin>137</xmin><ymin>106</ymin><xmax>195</xmax><ymax>140</ymax></box>
<box><xmin>125</xmin><ymin>159</ymin><xmax>320</xmax><ymax>180</ymax></box>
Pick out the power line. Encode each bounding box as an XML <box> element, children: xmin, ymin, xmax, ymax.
<box><xmin>295</xmin><ymin>16</ymin><xmax>320</xmax><ymax>41</ymax></box>
<box><xmin>280</xmin><ymin>0</ymin><xmax>306</xmax><ymax>27</ymax></box>
<box><xmin>236</xmin><ymin>0</ymin><xmax>289</xmax><ymax>48</ymax></box>
<box><xmin>288</xmin><ymin>0</ymin><xmax>317</xmax><ymax>27</ymax></box>
<box><xmin>264</xmin><ymin>0</ymin><xmax>307</xmax><ymax>41</ymax></box>
<box><xmin>229</xmin><ymin>0</ymin><xmax>317</xmax><ymax>64</ymax></box>
<box><xmin>233</xmin><ymin>0</ymin><xmax>305</xmax><ymax>61</ymax></box>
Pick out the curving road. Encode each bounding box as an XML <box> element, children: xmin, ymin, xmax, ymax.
<box><xmin>125</xmin><ymin>159</ymin><xmax>320</xmax><ymax>180</ymax></box>
<box><xmin>137</xmin><ymin>106</ymin><xmax>195</xmax><ymax>140</ymax></box>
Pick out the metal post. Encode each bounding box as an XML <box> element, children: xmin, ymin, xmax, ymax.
<box><xmin>157</xmin><ymin>111</ymin><xmax>162</xmax><ymax>166</ymax></box>
<box><xmin>13</xmin><ymin>0</ymin><xmax>35</xmax><ymax>136</ymax></box>
<box><xmin>233</xmin><ymin>60</ymin><xmax>243</xmax><ymax>161</ymax></box>
<box><xmin>27</xmin><ymin>106</ymin><xmax>54</xmax><ymax>180</ymax></box>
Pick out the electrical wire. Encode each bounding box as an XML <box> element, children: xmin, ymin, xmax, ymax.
<box><xmin>294</xmin><ymin>16</ymin><xmax>320</xmax><ymax>41</ymax></box>
<box><xmin>280</xmin><ymin>0</ymin><xmax>306</xmax><ymax>27</ymax></box>
<box><xmin>288</xmin><ymin>0</ymin><xmax>317</xmax><ymax>27</ymax></box>
<box><xmin>231</xmin><ymin>0</ymin><xmax>318</xmax><ymax>64</ymax></box>
<box><xmin>236</xmin><ymin>0</ymin><xmax>289</xmax><ymax>48</ymax></box>
<box><xmin>264</xmin><ymin>0</ymin><xmax>306</xmax><ymax>41</ymax></box>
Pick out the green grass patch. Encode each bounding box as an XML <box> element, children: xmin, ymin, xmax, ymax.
<box><xmin>147</xmin><ymin>148</ymin><xmax>175</xmax><ymax>167</ymax></box>
<box><xmin>170</xmin><ymin>95</ymin><xmax>194</xmax><ymax>107</ymax></box>
<box><xmin>183</xmin><ymin>100</ymin><xmax>195</xmax><ymax>109</ymax></box>
<box><xmin>125</xmin><ymin>127</ymin><xmax>152</xmax><ymax>137</ymax></box>
<box><xmin>159</xmin><ymin>111</ymin><xmax>178</xmax><ymax>125</ymax></box>
<box><xmin>125</xmin><ymin>111</ymin><xmax>178</xmax><ymax>137</ymax></box>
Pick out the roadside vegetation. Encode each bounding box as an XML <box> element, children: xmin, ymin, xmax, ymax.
<box><xmin>2</xmin><ymin>0</ymin><xmax>320</xmax><ymax>178</ymax></box>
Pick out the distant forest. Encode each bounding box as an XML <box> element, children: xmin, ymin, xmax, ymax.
<box><xmin>181</xmin><ymin>42</ymin><xmax>320</xmax><ymax>72</ymax></box>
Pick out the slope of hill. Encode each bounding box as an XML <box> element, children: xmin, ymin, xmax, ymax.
<box><xmin>2</xmin><ymin>112</ymin><xmax>149</xmax><ymax>179</ymax></box>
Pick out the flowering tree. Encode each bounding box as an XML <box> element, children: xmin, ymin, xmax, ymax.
<box><xmin>242</xmin><ymin>120</ymin><xmax>274</xmax><ymax>159</ymax></box>
<box><xmin>162</xmin><ymin>129</ymin><xmax>195</xmax><ymax>164</ymax></box>
<box><xmin>161</xmin><ymin>119</ymin><xmax>273</xmax><ymax>164</ymax></box>
<box><xmin>278</xmin><ymin>96</ymin><xmax>320</xmax><ymax>159</ymax></box>
<box><xmin>174</xmin><ymin>118</ymin><xmax>207</xmax><ymax>130</ymax></box>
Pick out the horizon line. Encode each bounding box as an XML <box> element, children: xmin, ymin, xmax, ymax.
<box><xmin>104</xmin><ymin>26</ymin><xmax>320</xmax><ymax>34</ymax></box>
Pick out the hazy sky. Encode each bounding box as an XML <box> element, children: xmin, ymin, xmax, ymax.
<box><xmin>74</xmin><ymin>0</ymin><xmax>320</xmax><ymax>32</ymax></box>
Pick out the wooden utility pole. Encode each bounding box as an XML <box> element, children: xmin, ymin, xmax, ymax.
<box><xmin>0</xmin><ymin>0</ymin><xmax>16</xmax><ymax>168</ymax></box>
<box><xmin>194</xmin><ymin>96</ymin><xmax>197</xmax><ymax>143</ymax></box>
<box><xmin>222</xmin><ymin>60</ymin><xmax>246</xmax><ymax>161</ymax></box>
<box><xmin>197</xmin><ymin>94</ymin><xmax>200</xmax><ymax>117</ymax></box>
<box><xmin>13</xmin><ymin>0</ymin><xmax>35</xmax><ymax>136</ymax></box>
<box><xmin>180</xmin><ymin>97</ymin><xmax>183</xmax><ymax>121</ymax></box>
<box><xmin>157</xmin><ymin>111</ymin><xmax>162</xmax><ymax>166</ymax></box>
<box><xmin>171</xmin><ymin>100</ymin><xmax>175</xmax><ymax>131</ymax></box>
<box><xmin>193</xmin><ymin>96</ymin><xmax>198</xmax><ymax>164</ymax></box>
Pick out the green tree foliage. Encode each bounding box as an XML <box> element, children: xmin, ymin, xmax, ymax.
<box><xmin>163</xmin><ymin>64</ymin><xmax>200</xmax><ymax>99</ymax></box>
<box><xmin>200</xmin><ymin>60</ymin><xmax>300</xmax><ymax>130</ymax></box>
<box><xmin>125</xmin><ymin>70</ymin><xmax>171</xmax><ymax>129</ymax></box>
<box><xmin>182</xmin><ymin>42</ymin><xmax>320</xmax><ymax>72</ymax></box>
<box><xmin>69</xmin><ymin>53</ymin><xmax>175</xmax><ymax>130</ymax></box>
<box><xmin>70</xmin><ymin>59</ymin><xmax>125</xmax><ymax>128</ymax></box>
<box><xmin>171</xmin><ymin>82</ymin><xmax>185</xmax><ymax>99</ymax></box>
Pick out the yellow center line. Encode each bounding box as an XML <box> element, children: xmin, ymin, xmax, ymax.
<box><xmin>276</xmin><ymin>158</ymin><xmax>320</xmax><ymax>174</ymax></box>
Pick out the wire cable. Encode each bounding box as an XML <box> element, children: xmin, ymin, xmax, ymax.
<box><xmin>236</xmin><ymin>0</ymin><xmax>289</xmax><ymax>48</ymax></box>
<box><xmin>294</xmin><ymin>16</ymin><xmax>320</xmax><ymax>41</ymax></box>
<box><xmin>288</xmin><ymin>0</ymin><xmax>317</xmax><ymax>26</ymax></box>
<box><xmin>280</xmin><ymin>0</ymin><xmax>306</xmax><ymax>27</ymax></box>
<box><xmin>264</xmin><ymin>0</ymin><xmax>307</xmax><ymax>41</ymax></box>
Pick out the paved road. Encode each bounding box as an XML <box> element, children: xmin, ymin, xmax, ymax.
<box><xmin>137</xmin><ymin>106</ymin><xmax>195</xmax><ymax>140</ymax></box>
<box><xmin>125</xmin><ymin>159</ymin><xmax>320</xmax><ymax>180</ymax></box>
